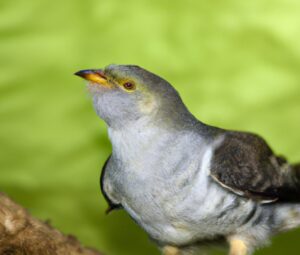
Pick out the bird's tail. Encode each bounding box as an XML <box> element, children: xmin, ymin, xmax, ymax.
<box><xmin>276</xmin><ymin>163</ymin><xmax>300</xmax><ymax>201</ymax></box>
<box><xmin>292</xmin><ymin>163</ymin><xmax>300</xmax><ymax>182</ymax></box>
<box><xmin>275</xmin><ymin>163</ymin><xmax>300</xmax><ymax>232</ymax></box>
<box><xmin>290</xmin><ymin>163</ymin><xmax>300</xmax><ymax>194</ymax></box>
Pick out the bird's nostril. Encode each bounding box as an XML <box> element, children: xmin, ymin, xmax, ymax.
<box><xmin>94</xmin><ymin>70</ymin><xmax>107</xmax><ymax>80</ymax></box>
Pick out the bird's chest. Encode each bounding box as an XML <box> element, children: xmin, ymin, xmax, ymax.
<box><xmin>104</xmin><ymin>151</ymin><xmax>248</xmax><ymax>245</ymax></box>
<box><xmin>104</xmin><ymin>130</ymin><xmax>254</xmax><ymax>245</ymax></box>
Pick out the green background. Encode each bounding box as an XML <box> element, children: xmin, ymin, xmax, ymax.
<box><xmin>1</xmin><ymin>0</ymin><xmax>300</xmax><ymax>254</ymax></box>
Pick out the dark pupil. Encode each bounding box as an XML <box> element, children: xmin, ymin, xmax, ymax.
<box><xmin>124</xmin><ymin>82</ymin><xmax>133</xmax><ymax>89</ymax></box>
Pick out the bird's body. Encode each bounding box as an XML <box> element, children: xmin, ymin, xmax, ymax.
<box><xmin>76</xmin><ymin>65</ymin><xmax>300</xmax><ymax>255</ymax></box>
<box><xmin>104</xmin><ymin>126</ymin><xmax>255</xmax><ymax>245</ymax></box>
<box><xmin>103</xmin><ymin>123</ymin><xmax>300</xmax><ymax>253</ymax></box>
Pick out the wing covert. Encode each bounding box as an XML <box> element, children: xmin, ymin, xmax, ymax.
<box><xmin>210</xmin><ymin>132</ymin><xmax>288</xmax><ymax>203</ymax></box>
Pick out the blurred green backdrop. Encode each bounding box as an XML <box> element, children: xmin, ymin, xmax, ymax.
<box><xmin>1</xmin><ymin>0</ymin><xmax>300</xmax><ymax>254</ymax></box>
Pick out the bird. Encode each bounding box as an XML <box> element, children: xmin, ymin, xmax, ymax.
<box><xmin>75</xmin><ymin>65</ymin><xmax>300</xmax><ymax>255</ymax></box>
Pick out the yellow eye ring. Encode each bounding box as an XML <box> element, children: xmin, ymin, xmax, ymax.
<box><xmin>123</xmin><ymin>81</ymin><xmax>136</xmax><ymax>91</ymax></box>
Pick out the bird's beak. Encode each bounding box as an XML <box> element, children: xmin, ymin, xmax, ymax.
<box><xmin>74</xmin><ymin>69</ymin><xmax>110</xmax><ymax>88</ymax></box>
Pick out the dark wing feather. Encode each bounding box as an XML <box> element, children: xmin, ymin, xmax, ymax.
<box><xmin>100</xmin><ymin>154</ymin><xmax>122</xmax><ymax>213</ymax></box>
<box><xmin>210</xmin><ymin>131</ymin><xmax>296</xmax><ymax>203</ymax></box>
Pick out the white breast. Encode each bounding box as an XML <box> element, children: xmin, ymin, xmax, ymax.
<box><xmin>106</xmin><ymin>127</ymin><xmax>255</xmax><ymax>245</ymax></box>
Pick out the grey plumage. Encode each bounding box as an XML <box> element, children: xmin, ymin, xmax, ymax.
<box><xmin>75</xmin><ymin>65</ymin><xmax>300</xmax><ymax>255</ymax></box>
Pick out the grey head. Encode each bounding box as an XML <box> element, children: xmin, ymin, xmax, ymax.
<box><xmin>75</xmin><ymin>64</ymin><xmax>197</xmax><ymax>130</ymax></box>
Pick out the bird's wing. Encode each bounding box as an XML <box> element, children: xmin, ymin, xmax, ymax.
<box><xmin>100</xmin><ymin>154</ymin><xmax>122</xmax><ymax>214</ymax></box>
<box><xmin>210</xmin><ymin>131</ymin><xmax>290</xmax><ymax>203</ymax></box>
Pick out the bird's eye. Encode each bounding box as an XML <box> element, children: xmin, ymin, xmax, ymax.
<box><xmin>123</xmin><ymin>82</ymin><xmax>136</xmax><ymax>91</ymax></box>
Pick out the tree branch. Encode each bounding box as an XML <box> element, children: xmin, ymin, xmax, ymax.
<box><xmin>0</xmin><ymin>192</ymin><xmax>103</xmax><ymax>255</ymax></box>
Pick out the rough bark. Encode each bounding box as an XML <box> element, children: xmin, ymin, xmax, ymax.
<box><xmin>0</xmin><ymin>192</ymin><xmax>103</xmax><ymax>255</ymax></box>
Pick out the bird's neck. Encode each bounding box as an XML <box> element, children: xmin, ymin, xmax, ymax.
<box><xmin>108</xmin><ymin>119</ymin><xmax>171</xmax><ymax>160</ymax></box>
<box><xmin>107</xmin><ymin>116</ymin><xmax>212</xmax><ymax>166</ymax></box>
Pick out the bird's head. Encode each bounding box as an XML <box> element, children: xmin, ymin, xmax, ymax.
<box><xmin>75</xmin><ymin>64</ymin><xmax>193</xmax><ymax>129</ymax></box>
